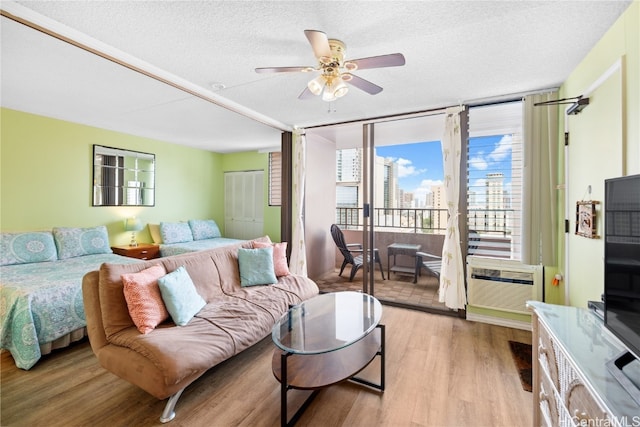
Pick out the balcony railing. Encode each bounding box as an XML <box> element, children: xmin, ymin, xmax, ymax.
<box><xmin>336</xmin><ymin>207</ymin><xmax>514</xmax><ymax>236</ymax></box>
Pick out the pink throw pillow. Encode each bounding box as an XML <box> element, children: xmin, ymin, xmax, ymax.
<box><xmin>121</xmin><ymin>264</ymin><xmax>169</xmax><ymax>334</ymax></box>
<box><xmin>252</xmin><ymin>241</ymin><xmax>290</xmax><ymax>277</ymax></box>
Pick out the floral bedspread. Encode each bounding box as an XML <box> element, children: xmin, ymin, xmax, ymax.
<box><xmin>0</xmin><ymin>253</ymin><xmax>140</xmax><ymax>369</ymax></box>
<box><xmin>160</xmin><ymin>237</ymin><xmax>244</xmax><ymax>257</ymax></box>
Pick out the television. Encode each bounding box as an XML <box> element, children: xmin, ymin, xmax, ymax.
<box><xmin>604</xmin><ymin>173</ymin><xmax>640</xmax><ymax>405</ymax></box>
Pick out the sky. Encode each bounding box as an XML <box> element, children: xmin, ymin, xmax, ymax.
<box><xmin>376</xmin><ymin>134</ymin><xmax>514</xmax><ymax>206</ymax></box>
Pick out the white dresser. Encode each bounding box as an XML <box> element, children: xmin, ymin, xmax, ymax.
<box><xmin>528</xmin><ymin>301</ymin><xmax>640</xmax><ymax>426</ymax></box>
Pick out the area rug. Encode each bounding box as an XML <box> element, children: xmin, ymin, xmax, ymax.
<box><xmin>508</xmin><ymin>341</ymin><xmax>532</xmax><ymax>392</ymax></box>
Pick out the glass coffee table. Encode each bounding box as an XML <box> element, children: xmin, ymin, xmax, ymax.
<box><xmin>272</xmin><ymin>291</ymin><xmax>385</xmax><ymax>426</ymax></box>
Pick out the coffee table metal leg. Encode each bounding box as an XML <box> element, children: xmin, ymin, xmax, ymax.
<box><xmin>280</xmin><ymin>351</ymin><xmax>320</xmax><ymax>427</ymax></box>
<box><xmin>350</xmin><ymin>324</ymin><xmax>385</xmax><ymax>391</ymax></box>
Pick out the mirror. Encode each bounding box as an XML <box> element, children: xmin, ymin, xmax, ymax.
<box><xmin>93</xmin><ymin>145</ymin><xmax>155</xmax><ymax>206</ymax></box>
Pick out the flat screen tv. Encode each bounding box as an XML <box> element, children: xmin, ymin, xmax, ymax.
<box><xmin>604</xmin><ymin>173</ymin><xmax>640</xmax><ymax>404</ymax></box>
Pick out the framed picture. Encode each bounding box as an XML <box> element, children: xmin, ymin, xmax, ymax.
<box><xmin>575</xmin><ymin>201</ymin><xmax>599</xmax><ymax>238</ymax></box>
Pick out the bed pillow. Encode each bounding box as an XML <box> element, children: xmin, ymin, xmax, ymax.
<box><xmin>252</xmin><ymin>241</ymin><xmax>290</xmax><ymax>277</ymax></box>
<box><xmin>0</xmin><ymin>231</ymin><xmax>58</xmax><ymax>266</ymax></box>
<box><xmin>121</xmin><ymin>264</ymin><xmax>169</xmax><ymax>334</ymax></box>
<box><xmin>159</xmin><ymin>222</ymin><xmax>193</xmax><ymax>244</ymax></box>
<box><xmin>238</xmin><ymin>247</ymin><xmax>277</xmax><ymax>287</ymax></box>
<box><xmin>52</xmin><ymin>226</ymin><xmax>112</xmax><ymax>260</ymax></box>
<box><xmin>148</xmin><ymin>223</ymin><xmax>163</xmax><ymax>244</ymax></box>
<box><xmin>158</xmin><ymin>266</ymin><xmax>206</xmax><ymax>326</ymax></box>
<box><xmin>188</xmin><ymin>219</ymin><xmax>222</xmax><ymax>240</ymax></box>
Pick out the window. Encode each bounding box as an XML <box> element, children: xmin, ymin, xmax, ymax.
<box><xmin>467</xmin><ymin>101</ymin><xmax>523</xmax><ymax>260</ymax></box>
<box><xmin>268</xmin><ymin>151</ymin><xmax>281</xmax><ymax>206</ymax></box>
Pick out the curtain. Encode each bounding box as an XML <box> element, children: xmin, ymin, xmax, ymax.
<box><xmin>522</xmin><ymin>92</ymin><xmax>559</xmax><ymax>265</ymax></box>
<box><xmin>439</xmin><ymin>107</ymin><xmax>467</xmax><ymax>310</ymax></box>
<box><xmin>289</xmin><ymin>130</ymin><xmax>308</xmax><ymax>276</ymax></box>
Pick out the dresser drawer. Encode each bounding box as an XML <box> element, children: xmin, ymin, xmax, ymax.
<box><xmin>538</xmin><ymin>322</ymin><xmax>559</xmax><ymax>388</ymax></box>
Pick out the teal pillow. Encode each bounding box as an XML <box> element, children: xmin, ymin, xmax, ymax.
<box><xmin>238</xmin><ymin>247</ymin><xmax>277</xmax><ymax>287</ymax></box>
<box><xmin>188</xmin><ymin>219</ymin><xmax>222</xmax><ymax>240</ymax></box>
<box><xmin>0</xmin><ymin>232</ymin><xmax>58</xmax><ymax>266</ymax></box>
<box><xmin>159</xmin><ymin>222</ymin><xmax>193</xmax><ymax>244</ymax></box>
<box><xmin>52</xmin><ymin>226</ymin><xmax>112</xmax><ymax>260</ymax></box>
<box><xmin>157</xmin><ymin>266</ymin><xmax>206</xmax><ymax>326</ymax></box>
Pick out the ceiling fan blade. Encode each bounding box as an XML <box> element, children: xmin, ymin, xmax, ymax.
<box><xmin>255</xmin><ymin>66</ymin><xmax>314</xmax><ymax>74</ymax></box>
<box><xmin>304</xmin><ymin>30</ymin><xmax>331</xmax><ymax>62</ymax></box>
<box><xmin>344</xmin><ymin>74</ymin><xmax>383</xmax><ymax>95</ymax></box>
<box><xmin>298</xmin><ymin>86</ymin><xmax>315</xmax><ymax>100</ymax></box>
<box><xmin>347</xmin><ymin>53</ymin><xmax>406</xmax><ymax>70</ymax></box>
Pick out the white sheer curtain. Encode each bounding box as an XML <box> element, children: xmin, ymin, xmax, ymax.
<box><xmin>522</xmin><ymin>92</ymin><xmax>559</xmax><ymax>265</ymax></box>
<box><xmin>439</xmin><ymin>107</ymin><xmax>467</xmax><ymax>310</ymax></box>
<box><xmin>289</xmin><ymin>130</ymin><xmax>308</xmax><ymax>276</ymax></box>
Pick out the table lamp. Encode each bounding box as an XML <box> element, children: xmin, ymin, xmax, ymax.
<box><xmin>125</xmin><ymin>217</ymin><xmax>143</xmax><ymax>247</ymax></box>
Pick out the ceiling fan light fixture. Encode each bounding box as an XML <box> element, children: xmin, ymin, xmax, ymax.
<box><xmin>307</xmin><ymin>75</ymin><xmax>325</xmax><ymax>95</ymax></box>
<box><xmin>322</xmin><ymin>77</ymin><xmax>348</xmax><ymax>101</ymax></box>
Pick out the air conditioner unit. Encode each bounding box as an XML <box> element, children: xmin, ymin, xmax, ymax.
<box><xmin>467</xmin><ymin>256</ymin><xmax>543</xmax><ymax>315</ymax></box>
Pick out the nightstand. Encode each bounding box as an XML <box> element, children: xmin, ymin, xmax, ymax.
<box><xmin>111</xmin><ymin>243</ymin><xmax>160</xmax><ymax>260</ymax></box>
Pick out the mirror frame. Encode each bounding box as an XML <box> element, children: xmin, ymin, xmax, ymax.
<box><xmin>92</xmin><ymin>145</ymin><xmax>156</xmax><ymax>207</ymax></box>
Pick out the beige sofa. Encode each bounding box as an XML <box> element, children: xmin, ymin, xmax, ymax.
<box><xmin>82</xmin><ymin>239</ymin><xmax>319</xmax><ymax>422</ymax></box>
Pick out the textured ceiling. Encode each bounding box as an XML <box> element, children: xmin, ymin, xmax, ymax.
<box><xmin>0</xmin><ymin>0</ymin><xmax>632</xmax><ymax>153</ymax></box>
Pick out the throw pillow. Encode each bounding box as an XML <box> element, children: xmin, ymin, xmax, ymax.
<box><xmin>252</xmin><ymin>241</ymin><xmax>290</xmax><ymax>277</ymax></box>
<box><xmin>0</xmin><ymin>231</ymin><xmax>58</xmax><ymax>266</ymax></box>
<box><xmin>159</xmin><ymin>222</ymin><xmax>193</xmax><ymax>244</ymax></box>
<box><xmin>158</xmin><ymin>266</ymin><xmax>206</xmax><ymax>326</ymax></box>
<box><xmin>188</xmin><ymin>219</ymin><xmax>222</xmax><ymax>240</ymax></box>
<box><xmin>53</xmin><ymin>226</ymin><xmax>112</xmax><ymax>259</ymax></box>
<box><xmin>121</xmin><ymin>264</ymin><xmax>169</xmax><ymax>334</ymax></box>
<box><xmin>238</xmin><ymin>247</ymin><xmax>277</xmax><ymax>287</ymax></box>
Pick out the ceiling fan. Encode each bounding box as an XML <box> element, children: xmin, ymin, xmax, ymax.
<box><xmin>255</xmin><ymin>30</ymin><xmax>406</xmax><ymax>102</ymax></box>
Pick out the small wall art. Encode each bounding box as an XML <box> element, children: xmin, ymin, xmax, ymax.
<box><xmin>575</xmin><ymin>200</ymin><xmax>600</xmax><ymax>239</ymax></box>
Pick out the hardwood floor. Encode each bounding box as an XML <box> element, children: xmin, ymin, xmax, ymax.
<box><xmin>1</xmin><ymin>305</ymin><xmax>532</xmax><ymax>427</ymax></box>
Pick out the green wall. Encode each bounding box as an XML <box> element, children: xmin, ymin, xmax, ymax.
<box><xmin>221</xmin><ymin>151</ymin><xmax>281</xmax><ymax>242</ymax></box>
<box><xmin>558</xmin><ymin>2</ymin><xmax>639</xmax><ymax>307</ymax></box>
<box><xmin>0</xmin><ymin>108</ymin><xmax>225</xmax><ymax>246</ymax></box>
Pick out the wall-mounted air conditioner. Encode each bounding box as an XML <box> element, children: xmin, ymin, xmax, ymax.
<box><xmin>467</xmin><ymin>256</ymin><xmax>543</xmax><ymax>329</ymax></box>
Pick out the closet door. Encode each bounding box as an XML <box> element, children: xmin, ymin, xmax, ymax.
<box><xmin>224</xmin><ymin>171</ymin><xmax>264</xmax><ymax>239</ymax></box>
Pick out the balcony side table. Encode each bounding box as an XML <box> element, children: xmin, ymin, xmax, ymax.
<box><xmin>387</xmin><ymin>243</ymin><xmax>421</xmax><ymax>282</ymax></box>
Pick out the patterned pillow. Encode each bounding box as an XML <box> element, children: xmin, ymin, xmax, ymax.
<box><xmin>188</xmin><ymin>219</ymin><xmax>222</xmax><ymax>240</ymax></box>
<box><xmin>159</xmin><ymin>222</ymin><xmax>193</xmax><ymax>244</ymax></box>
<box><xmin>158</xmin><ymin>266</ymin><xmax>206</xmax><ymax>326</ymax></box>
<box><xmin>122</xmin><ymin>265</ymin><xmax>169</xmax><ymax>334</ymax></box>
<box><xmin>238</xmin><ymin>247</ymin><xmax>277</xmax><ymax>287</ymax></box>
<box><xmin>0</xmin><ymin>232</ymin><xmax>58</xmax><ymax>266</ymax></box>
<box><xmin>52</xmin><ymin>226</ymin><xmax>112</xmax><ymax>260</ymax></box>
<box><xmin>252</xmin><ymin>241</ymin><xmax>290</xmax><ymax>277</ymax></box>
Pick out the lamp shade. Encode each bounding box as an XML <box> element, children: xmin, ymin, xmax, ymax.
<box><xmin>125</xmin><ymin>217</ymin><xmax>143</xmax><ymax>232</ymax></box>
<box><xmin>307</xmin><ymin>75</ymin><xmax>325</xmax><ymax>96</ymax></box>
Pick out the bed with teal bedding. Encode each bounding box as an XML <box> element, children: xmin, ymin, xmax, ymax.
<box><xmin>0</xmin><ymin>228</ymin><xmax>141</xmax><ymax>369</ymax></box>
<box><xmin>156</xmin><ymin>219</ymin><xmax>244</xmax><ymax>257</ymax></box>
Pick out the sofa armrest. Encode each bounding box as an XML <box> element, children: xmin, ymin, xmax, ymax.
<box><xmin>82</xmin><ymin>270</ymin><xmax>109</xmax><ymax>355</ymax></box>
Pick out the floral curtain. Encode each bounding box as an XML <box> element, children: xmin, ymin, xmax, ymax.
<box><xmin>439</xmin><ymin>107</ymin><xmax>467</xmax><ymax>310</ymax></box>
<box><xmin>289</xmin><ymin>130</ymin><xmax>308</xmax><ymax>276</ymax></box>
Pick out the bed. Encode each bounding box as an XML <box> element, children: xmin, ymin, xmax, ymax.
<box><xmin>0</xmin><ymin>227</ymin><xmax>141</xmax><ymax>369</ymax></box>
<box><xmin>153</xmin><ymin>220</ymin><xmax>245</xmax><ymax>257</ymax></box>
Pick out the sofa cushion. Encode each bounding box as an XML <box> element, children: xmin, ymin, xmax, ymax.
<box><xmin>159</xmin><ymin>222</ymin><xmax>193</xmax><ymax>244</ymax></box>
<box><xmin>188</xmin><ymin>219</ymin><xmax>222</xmax><ymax>240</ymax></box>
<box><xmin>121</xmin><ymin>264</ymin><xmax>169</xmax><ymax>334</ymax></box>
<box><xmin>158</xmin><ymin>266</ymin><xmax>206</xmax><ymax>326</ymax></box>
<box><xmin>238</xmin><ymin>247</ymin><xmax>277</xmax><ymax>287</ymax></box>
<box><xmin>0</xmin><ymin>231</ymin><xmax>58</xmax><ymax>266</ymax></box>
<box><xmin>252</xmin><ymin>241</ymin><xmax>290</xmax><ymax>277</ymax></box>
<box><xmin>53</xmin><ymin>226</ymin><xmax>112</xmax><ymax>259</ymax></box>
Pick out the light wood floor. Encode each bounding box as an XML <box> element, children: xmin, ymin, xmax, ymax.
<box><xmin>1</xmin><ymin>305</ymin><xmax>532</xmax><ymax>427</ymax></box>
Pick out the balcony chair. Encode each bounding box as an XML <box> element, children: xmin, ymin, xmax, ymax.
<box><xmin>330</xmin><ymin>224</ymin><xmax>385</xmax><ymax>281</ymax></box>
<box><xmin>414</xmin><ymin>230</ymin><xmax>481</xmax><ymax>283</ymax></box>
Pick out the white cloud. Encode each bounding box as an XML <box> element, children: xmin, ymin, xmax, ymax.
<box><xmin>469</xmin><ymin>155</ymin><xmax>488</xmax><ymax>170</ymax></box>
<box><xmin>488</xmin><ymin>134</ymin><xmax>512</xmax><ymax>162</ymax></box>
<box><xmin>394</xmin><ymin>157</ymin><xmax>427</xmax><ymax>178</ymax></box>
